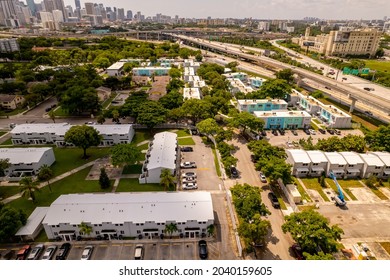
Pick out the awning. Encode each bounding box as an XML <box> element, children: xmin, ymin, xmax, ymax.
<box><xmin>296</xmin><ymin>168</ymin><xmax>309</xmax><ymax>172</ymax></box>
<box><xmin>383</xmin><ymin>171</ymin><xmax>390</xmax><ymax>175</ymax></box>
<box><xmin>101</xmin><ymin>229</ymin><xmax>117</xmax><ymax>233</ymax></box>
<box><xmin>346</xmin><ymin>169</ymin><xmax>360</xmax><ymax>173</ymax></box>
<box><xmin>311</xmin><ymin>167</ymin><xmax>324</xmax><ymax>172</ymax></box>
<box><xmin>59</xmin><ymin>230</ymin><xmax>75</xmax><ymax>234</ymax></box>
<box><xmin>331</xmin><ymin>169</ymin><xmax>345</xmax><ymax>174</ymax></box>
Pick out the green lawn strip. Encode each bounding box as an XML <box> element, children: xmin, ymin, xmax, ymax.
<box><xmin>33</xmin><ymin>229</ymin><xmax>49</xmax><ymax>243</ymax></box>
<box><xmin>325</xmin><ymin>178</ymin><xmax>349</xmax><ymax>201</ymax></box>
<box><xmin>178</xmin><ymin>137</ymin><xmax>195</xmax><ymax>145</ymax></box>
<box><xmin>363</xmin><ymin>60</ymin><xmax>390</xmax><ymax>72</ymax></box>
<box><xmin>312</xmin><ymin>118</ymin><xmax>321</xmax><ymax>125</ymax></box>
<box><xmin>137</xmin><ymin>143</ymin><xmax>149</xmax><ymax>151</ymax></box>
<box><xmin>132</xmin><ymin>131</ymin><xmax>153</xmax><ymax>145</ymax></box>
<box><xmin>211</xmin><ymin>147</ymin><xmax>221</xmax><ymax>177</ymax></box>
<box><xmin>310</xmin><ymin>121</ymin><xmax>319</xmax><ymax>130</ymax></box>
<box><xmin>122</xmin><ymin>164</ymin><xmax>142</xmax><ymax>174</ymax></box>
<box><xmin>270</xmin><ymin>186</ymin><xmax>287</xmax><ymax>210</ymax></box>
<box><xmin>116</xmin><ymin>178</ymin><xmax>163</xmax><ymax>192</ymax></box>
<box><xmin>7</xmin><ymin>167</ymin><xmax>113</xmax><ymax>217</ymax></box>
<box><xmin>0</xmin><ymin>131</ymin><xmax>7</xmax><ymax>137</ymax></box>
<box><xmin>300</xmin><ymin>178</ymin><xmax>330</xmax><ymax>202</ymax></box>
<box><xmin>0</xmin><ymin>138</ymin><xmax>12</xmax><ymax>145</ymax></box>
<box><xmin>383</xmin><ymin>181</ymin><xmax>390</xmax><ymax>188</ymax></box>
<box><xmin>380</xmin><ymin>242</ymin><xmax>390</xmax><ymax>255</ymax></box>
<box><xmin>101</xmin><ymin>96</ymin><xmax>115</xmax><ymax>109</ymax></box>
<box><xmin>52</xmin><ymin>106</ymin><xmax>70</xmax><ymax>117</ymax></box>
<box><xmin>51</xmin><ymin>147</ymin><xmax>111</xmax><ymax>177</ymax></box>
<box><xmin>0</xmin><ymin>184</ymin><xmax>20</xmax><ymax>199</ymax></box>
<box><xmin>293</xmin><ymin>178</ymin><xmax>312</xmax><ymax>202</ymax></box>
<box><xmin>0</xmin><ymin>107</ymin><xmax>26</xmax><ymax>116</ymax></box>
<box><xmin>366</xmin><ymin>185</ymin><xmax>388</xmax><ymax>200</ymax></box>
<box><xmin>175</xmin><ymin>129</ymin><xmax>191</xmax><ymax>137</ymax></box>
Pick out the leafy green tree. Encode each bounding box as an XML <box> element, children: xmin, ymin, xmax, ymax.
<box><xmin>48</xmin><ymin>110</ymin><xmax>56</xmax><ymax>123</ymax></box>
<box><xmin>110</xmin><ymin>144</ymin><xmax>141</xmax><ymax>167</ymax></box>
<box><xmin>64</xmin><ymin>125</ymin><xmax>102</xmax><ymax>158</ymax></box>
<box><xmin>137</xmin><ymin>101</ymin><xmax>167</xmax><ymax>131</ymax></box>
<box><xmin>121</xmin><ymin>91</ymin><xmax>148</xmax><ymax>120</ymax></box>
<box><xmin>164</xmin><ymin>223</ymin><xmax>178</xmax><ymax>238</ymax></box>
<box><xmin>0</xmin><ymin>158</ymin><xmax>10</xmax><ymax>177</ymax></box>
<box><xmin>282</xmin><ymin>209</ymin><xmax>344</xmax><ymax>255</ymax></box>
<box><xmin>159</xmin><ymin>90</ymin><xmax>184</xmax><ymax>110</ymax></box>
<box><xmin>60</xmin><ymin>86</ymin><xmax>101</xmax><ymax>115</ymax></box>
<box><xmin>93</xmin><ymin>56</ymin><xmax>111</xmax><ymax>69</ymax></box>
<box><xmin>99</xmin><ymin>168</ymin><xmax>111</xmax><ymax>189</ymax></box>
<box><xmin>275</xmin><ymin>69</ymin><xmax>294</xmax><ymax>84</ymax></box>
<box><xmin>195</xmin><ymin>53</ymin><xmax>203</xmax><ymax>62</ymax></box>
<box><xmin>37</xmin><ymin>164</ymin><xmax>54</xmax><ymax>192</ymax></box>
<box><xmin>305</xmin><ymin>252</ymin><xmax>335</xmax><ymax>260</ymax></box>
<box><xmin>310</xmin><ymin>90</ymin><xmax>324</xmax><ymax>99</ymax></box>
<box><xmin>260</xmin><ymin>79</ymin><xmax>291</xmax><ymax>99</ymax></box>
<box><xmin>196</xmin><ymin>118</ymin><xmax>222</xmax><ymax>136</ymax></box>
<box><xmin>259</xmin><ymin>157</ymin><xmax>292</xmax><ymax>185</ymax></box>
<box><xmin>238</xmin><ymin>213</ymin><xmax>271</xmax><ymax>248</ymax></box>
<box><xmin>97</xmin><ymin>114</ymin><xmax>106</xmax><ymax>124</ymax></box>
<box><xmin>29</xmin><ymin>83</ymin><xmax>52</xmax><ymax>101</ymax></box>
<box><xmin>19</xmin><ymin>177</ymin><xmax>40</xmax><ymax>203</ymax></box>
<box><xmin>248</xmin><ymin>140</ymin><xmax>286</xmax><ymax>161</ymax></box>
<box><xmin>181</xmin><ymin>99</ymin><xmax>214</xmax><ymax>124</ymax></box>
<box><xmin>365</xmin><ymin>125</ymin><xmax>390</xmax><ymax>152</ymax></box>
<box><xmin>0</xmin><ymin>204</ymin><xmax>27</xmax><ymax>243</ymax></box>
<box><xmin>168</xmin><ymin>68</ymin><xmax>182</xmax><ymax>79</ymax></box>
<box><xmin>78</xmin><ymin>222</ymin><xmax>93</xmax><ymax>238</ymax></box>
<box><xmin>207</xmin><ymin>224</ymin><xmax>215</xmax><ymax>237</ymax></box>
<box><xmin>160</xmin><ymin>168</ymin><xmax>176</xmax><ymax>191</ymax></box>
<box><xmin>228</xmin><ymin>111</ymin><xmax>264</xmax><ymax>135</ymax></box>
<box><xmin>167</xmin><ymin>107</ymin><xmax>184</xmax><ymax>124</ymax></box>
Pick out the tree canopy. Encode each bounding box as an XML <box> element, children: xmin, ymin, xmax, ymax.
<box><xmin>64</xmin><ymin>125</ymin><xmax>102</xmax><ymax>158</ymax></box>
<box><xmin>0</xmin><ymin>204</ymin><xmax>27</xmax><ymax>243</ymax></box>
<box><xmin>110</xmin><ymin>144</ymin><xmax>141</xmax><ymax>167</ymax></box>
<box><xmin>365</xmin><ymin>125</ymin><xmax>390</xmax><ymax>152</ymax></box>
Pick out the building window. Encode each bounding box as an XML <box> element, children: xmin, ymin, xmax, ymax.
<box><xmin>137</xmin><ymin>230</ymin><xmax>141</xmax><ymax>234</ymax></box>
<box><xmin>120</xmin><ymin>231</ymin><xmax>125</xmax><ymax>234</ymax></box>
<box><xmin>95</xmin><ymin>231</ymin><xmax>100</xmax><ymax>235</ymax></box>
<box><xmin>54</xmin><ymin>232</ymin><xmax>58</xmax><ymax>236</ymax></box>
<box><xmin>302</xmin><ymin>163</ymin><xmax>308</xmax><ymax>166</ymax></box>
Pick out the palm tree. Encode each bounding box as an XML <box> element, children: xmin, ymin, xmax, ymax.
<box><xmin>207</xmin><ymin>224</ymin><xmax>215</xmax><ymax>237</ymax></box>
<box><xmin>165</xmin><ymin>223</ymin><xmax>178</xmax><ymax>239</ymax></box>
<box><xmin>37</xmin><ymin>164</ymin><xmax>54</xmax><ymax>192</ymax></box>
<box><xmin>48</xmin><ymin>110</ymin><xmax>56</xmax><ymax>123</ymax></box>
<box><xmin>19</xmin><ymin>177</ymin><xmax>40</xmax><ymax>203</ymax></box>
<box><xmin>160</xmin><ymin>169</ymin><xmax>176</xmax><ymax>191</ymax></box>
<box><xmin>78</xmin><ymin>222</ymin><xmax>93</xmax><ymax>238</ymax></box>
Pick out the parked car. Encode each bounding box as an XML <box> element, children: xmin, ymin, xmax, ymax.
<box><xmin>260</xmin><ymin>131</ymin><xmax>267</xmax><ymax>137</ymax></box>
<box><xmin>230</xmin><ymin>166</ymin><xmax>239</xmax><ymax>178</ymax></box>
<box><xmin>134</xmin><ymin>244</ymin><xmax>144</xmax><ymax>260</ymax></box>
<box><xmin>27</xmin><ymin>244</ymin><xmax>44</xmax><ymax>260</ymax></box>
<box><xmin>198</xmin><ymin>240</ymin><xmax>208</xmax><ymax>259</ymax></box>
<box><xmin>180</xmin><ymin>147</ymin><xmax>193</xmax><ymax>152</ymax></box>
<box><xmin>250</xmin><ymin>154</ymin><xmax>257</xmax><ymax>163</ymax></box>
<box><xmin>268</xmin><ymin>192</ymin><xmax>280</xmax><ymax>208</ymax></box>
<box><xmin>363</xmin><ymin>87</ymin><xmax>371</xmax><ymax>91</ymax></box>
<box><xmin>180</xmin><ymin>161</ymin><xmax>197</xmax><ymax>169</ymax></box>
<box><xmin>291</xmin><ymin>244</ymin><xmax>305</xmax><ymax>260</ymax></box>
<box><xmin>16</xmin><ymin>245</ymin><xmax>31</xmax><ymax>260</ymax></box>
<box><xmin>278</xmin><ymin>129</ymin><xmax>285</xmax><ymax>135</ymax></box>
<box><xmin>325</xmin><ymin>86</ymin><xmax>331</xmax><ymax>90</ymax></box>
<box><xmin>334</xmin><ymin>129</ymin><xmax>341</xmax><ymax>135</ymax></box>
<box><xmin>327</xmin><ymin>129</ymin><xmax>335</xmax><ymax>135</ymax></box>
<box><xmin>41</xmin><ymin>245</ymin><xmax>57</xmax><ymax>260</ymax></box>
<box><xmin>364</xmin><ymin>111</ymin><xmax>373</xmax><ymax>116</ymax></box>
<box><xmin>182</xmin><ymin>177</ymin><xmax>196</xmax><ymax>183</ymax></box>
<box><xmin>56</xmin><ymin>243</ymin><xmax>71</xmax><ymax>260</ymax></box>
<box><xmin>272</xmin><ymin>130</ymin><xmax>278</xmax><ymax>136</ymax></box>
<box><xmin>45</xmin><ymin>107</ymin><xmax>51</xmax><ymax>112</ymax></box>
<box><xmin>183</xmin><ymin>182</ymin><xmax>198</xmax><ymax>190</ymax></box>
<box><xmin>259</xmin><ymin>172</ymin><xmax>267</xmax><ymax>183</ymax></box>
<box><xmin>182</xmin><ymin>172</ymin><xmax>197</xmax><ymax>178</ymax></box>
<box><xmin>81</xmin><ymin>245</ymin><xmax>94</xmax><ymax>260</ymax></box>
<box><xmin>304</xmin><ymin>129</ymin><xmax>311</xmax><ymax>135</ymax></box>
<box><xmin>318</xmin><ymin>128</ymin><xmax>326</xmax><ymax>134</ymax></box>
<box><xmin>291</xmin><ymin>130</ymin><xmax>298</xmax><ymax>136</ymax></box>
<box><xmin>309</xmin><ymin>129</ymin><xmax>316</xmax><ymax>135</ymax></box>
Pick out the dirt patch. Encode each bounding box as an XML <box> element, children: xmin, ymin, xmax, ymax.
<box><xmin>149</xmin><ymin>76</ymin><xmax>170</xmax><ymax>100</ymax></box>
<box><xmin>86</xmin><ymin>157</ymin><xmax>123</xmax><ymax>180</ymax></box>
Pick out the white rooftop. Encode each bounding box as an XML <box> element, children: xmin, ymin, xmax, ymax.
<box><xmin>147</xmin><ymin>132</ymin><xmax>177</xmax><ymax>170</ymax></box>
<box><xmin>15</xmin><ymin>207</ymin><xmax>49</xmax><ymax>236</ymax></box>
<box><xmin>359</xmin><ymin>153</ymin><xmax>385</xmax><ymax>167</ymax></box>
<box><xmin>254</xmin><ymin>111</ymin><xmax>311</xmax><ymax>118</ymax></box>
<box><xmin>0</xmin><ymin>147</ymin><xmax>53</xmax><ymax>164</ymax></box>
<box><xmin>324</xmin><ymin>152</ymin><xmax>347</xmax><ymax>165</ymax></box>
<box><xmin>339</xmin><ymin>152</ymin><xmax>365</xmax><ymax>165</ymax></box>
<box><xmin>90</xmin><ymin>124</ymin><xmax>133</xmax><ymax>135</ymax></box>
<box><xmin>370</xmin><ymin>152</ymin><xmax>390</xmax><ymax>166</ymax></box>
<box><xmin>11</xmin><ymin>123</ymin><xmax>70</xmax><ymax>135</ymax></box>
<box><xmin>287</xmin><ymin>149</ymin><xmax>311</xmax><ymax>164</ymax></box>
<box><xmin>306</xmin><ymin>150</ymin><xmax>328</xmax><ymax>163</ymax></box>
<box><xmin>183</xmin><ymin>88</ymin><xmax>201</xmax><ymax>99</ymax></box>
<box><xmin>107</xmin><ymin>61</ymin><xmax>125</xmax><ymax>70</ymax></box>
<box><xmin>237</xmin><ymin>99</ymin><xmax>288</xmax><ymax>106</ymax></box>
<box><xmin>42</xmin><ymin>192</ymin><xmax>214</xmax><ymax>225</ymax></box>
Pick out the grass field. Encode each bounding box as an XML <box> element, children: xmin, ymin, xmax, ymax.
<box><xmin>300</xmin><ymin>178</ymin><xmax>330</xmax><ymax>202</ymax></box>
<box><xmin>132</xmin><ymin>131</ymin><xmax>153</xmax><ymax>145</ymax></box>
<box><xmin>0</xmin><ymin>184</ymin><xmax>20</xmax><ymax>200</ymax></box>
<box><xmin>293</xmin><ymin>178</ymin><xmax>312</xmax><ymax>202</ymax></box>
<box><xmin>178</xmin><ymin>137</ymin><xmax>195</xmax><ymax>145</ymax></box>
<box><xmin>363</xmin><ymin>60</ymin><xmax>390</xmax><ymax>72</ymax></box>
<box><xmin>7</xmin><ymin>167</ymin><xmax>113</xmax><ymax>217</ymax></box>
<box><xmin>0</xmin><ymin>131</ymin><xmax>7</xmax><ymax>137</ymax></box>
<box><xmin>116</xmin><ymin>178</ymin><xmax>163</xmax><ymax>192</ymax></box>
<box><xmin>175</xmin><ymin>129</ymin><xmax>191</xmax><ymax>137</ymax></box>
<box><xmin>137</xmin><ymin>143</ymin><xmax>149</xmax><ymax>151</ymax></box>
<box><xmin>211</xmin><ymin>147</ymin><xmax>221</xmax><ymax>177</ymax></box>
<box><xmin>122</xmin><ymin>164</ymin><xmax>142</xmax><ymax>174</ymax></box>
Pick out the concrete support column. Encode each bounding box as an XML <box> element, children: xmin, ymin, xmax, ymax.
<box><xmin>349</xmin><ymin>98</ymin><xmax>356</xmax><ymax>113</ymax></box>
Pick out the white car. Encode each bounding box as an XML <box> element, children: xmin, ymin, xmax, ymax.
<box><xmin>183</xmin><ymin>182</ymin><xmax>198</xmax><ymax>190</ymax></box>
<box><xmin>259</xmin><ymin>172</ymin><xmax>267</xmax><ymax>183</ymax></box>
<box><xmin>180</xmin><ymin>161</ymin><xmax>197</xmax><ymax>169</ymax></box>
<box><xmin>27</xmin><ymin>244</ymin><xmax>44</xmax><ymax>260</ymax></box>
<box><xmin>182</xmin><ymin>177</ymin><xmax>196</xmax><ymax>183</ymax></box>
<box><xmin>81</xmin><ymin>245</ymin><xmax>94</xmax><ymax>260</ymax></box>
<box><xmin>182</xmin><ymin>172</ymin><xmax>197</xmax><ymax>178</ymax></box>
<box><xmin>41</xmin><ymin>245</ymin><xmax>57</xmax><ymax>260</ymax></box>
<box><xmin>309</xmin><ymin>129</ymin><xmax>316</xmax><ymax>135</ymax></box>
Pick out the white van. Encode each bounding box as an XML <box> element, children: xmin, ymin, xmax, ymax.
<box><xmin>134</xmin><ymin>244</ymin><xmax>144</xmax><ymax>260</ymax></box>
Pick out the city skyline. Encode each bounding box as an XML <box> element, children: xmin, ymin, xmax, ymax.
<box><xmin>57</xmin><ymin>0</ymin><xmax>390</xmax><ymax>20</ymax></box>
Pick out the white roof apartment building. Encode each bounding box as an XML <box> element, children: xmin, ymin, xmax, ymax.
<box><xmin>360</xmin><ymin>153</ymin><xmax>386</xmax><ymax>179</ymax></box>
<box><xmin>227</xmin><ymin>78</ymin><xmax>253</xmax><ymax>95</ymax></box>
<box><xmin>183</xmin><ymin>88</ymin><xmax>202</xmax><ymax>100</ymax></box>
<box><xmin>11</xmin><ymin>123</ymin><xmax>134</xmax><ymax>147</ymax></box>
<box><xmin>339</xmin><ymin>152</ymin><xmax>365</xmax><ymax>178</ymax></box>
<box><xmin>106</xmin><ymin>61</ymin><xmax>126</xmax><ymax>77</ymax></box>
<box><xmin>370</xmin><ymin>152</ymin><xmax>390</xmax><ymax>179</ymax></box>
<box><xmin>286</xmin><ymin>149</ymin><xmax>312</xmax><ymax>177</ymax></box>
<box><xmin>42</xmin><ymin>192</ymin><xmax>214</xmax><ymax>241</ymax></box>
<box><xmin>139</xmin><ymin>132</ymin><xmax>178</xmax><ymax>184</ymax></box>
<box><xmin>306</xmin><ymin>150</ymin><xmax>328</xmax><ymax>177</ymax></box>
<box><xmin>0</xmin><ymin>147</ymin><xmax>55</xmax><ymax>179</ymax></box>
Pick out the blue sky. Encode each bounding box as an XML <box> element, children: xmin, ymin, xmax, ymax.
<box><xmin>61</xmin><ymin>0</ymin><xmax>389</xmax><ymax>20</ymax></box>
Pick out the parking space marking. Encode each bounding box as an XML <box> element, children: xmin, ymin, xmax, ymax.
<box><xmin>161</xmin><ymin>243</ymin><xmax>169</xmax><ymax>246</ymax></box>
<box><xmin>111</xmin><ymin>244</ymin><xmax>120</xmax><ymax>247</ymax></box>
<box><xmin>99</xmin><ymin>244</ymin><xmax>108</xmax><ymax>247</ymax></box>
<box><xmin>196</xmin><ymin>168</ymin><xmax>210</xmax><ymax>171</ymax></box>
<box><xmin>124</xmin><ymin>244</ymin><xmax>133</xmax><ymax>247</ymax></box>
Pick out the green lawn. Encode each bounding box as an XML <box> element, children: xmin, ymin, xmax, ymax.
<box><xmin>122</xmin><ymin>164</ymin><xmax>142</xmax><ymax>174</ymax></box>
<box><xmin>178</xmin><ymin>137</ymin><xmax>195</xmax><ymax>145</ymax></box>
<box><xmin>51</xmin><ymin>147</ymin><xmax>111</xmax><ymax>177</ymax></box>
<box><xmin>132</xmin><ymin>131</ymin><xmax>153</xmax><ymax>145</ymax></box>
<box><xmin>366</xmin><ymin>185</ymin><xmax>388</xmax><ymax>200</ymax></box>
<box><xmin>52</xmin><ymin>106</ymin><xmax>69</xmax><ymax>117</ymax></box>
<box><xmin>7</xmin><ymin>167</ymin><xmax>113</xmax><ymax>217</ymax></box>
<box><xmin>211</xmin><ymin>147</ymin><xmax>221</xmax><ymax>177</ymax></box>
<box><xmin>116</xmin><ymin>178</ymin><xmax>163</xmax><ymax>192</ymax></box>
<box><xmin>137</xmin><ymin>142</ymin><xmax>149</xmax><ymax>151</ymax></box>
<box><xmin>0</xmin><ymin>107</ymin><xmax>26</xmax><ymax>116</ymax></box>
<box><xmin>0</xmin><ymin>131</ymin><xmax>7</xmax><ymax>137</ymax></box>
<box><xmin>175</xmin><ymin>129</ymin><xmax>191</xmax><ymax>137</ymax></box>
<box><xmin>293</xmin><ymin>178</ymin><xmax>312</xmax><ymax>202</ymax></box>
<box><xmin>363</xmin><ymin>60</ymin><xmax>390</xmax><ymax>72</ymax></box>
<box><xmin>300</xmin><ymin>178</ymin><xmax>330</xmax><ymax>202</ymax></box>
<box><xmin>0</xmin><ymin>138</ymin><xmax>12</xmax><ymax>145</ymax></box>
<box><xmin>0</xmin><ymin>184</ymin><xmax>20</xmax><ymax>200</ymax></box>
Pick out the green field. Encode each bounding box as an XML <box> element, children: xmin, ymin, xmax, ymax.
<box><xmin>116</xmin><ymin>178</ymin><xmax>163</xmax><ymax>192</ymax></box>
<box><xmin>178</xmin><ymin>137</ymin><xmax>195</xmax><ymax>145</ymax></box>
<box><xmin>363</xmin><ymin>60</ymin><xmax>390</xmax><ymax>72</ymax></box>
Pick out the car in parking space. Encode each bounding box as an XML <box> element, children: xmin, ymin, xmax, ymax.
<box><xmin>81</xmin><ymin>245</ymin><xmax>94</xmax><ymax>260</ymax></box>
<box><xmin>363</xmin><ymin>87</ymin><xmax>371</xmax><ymax>91</ymax></box>
<box><xmin>272</xmin><ymin>130</ymin><xmax>278</xmax><ymax>136</ymax></box>
<box><xmin>327</xmin><ymin>129</ymin><xmax>335</xmax><ymax>135</ymax></box>
<box><xmin>268</xmin><ymin>192</ymin><xmax>280</xmax><ymax>208</ymax></box>
<box><xmin>259</xmin><ymin>172</ymin><xmax>267</xmax><ymax>183</ymax></box>
<box><xmin>198</xmin><ymin>240</ymin><xmax>208</xmax><ymax>259</ymax></box>
<box><xmin>260</xmin><ymin>130</ymin><xmax>267</xmax><ymax>137</ymax></box>
<box><xmin>278</xmin><ymin>129</ymin><xmax>285</xmax><ymax>135</ymax></box>
<box><xmin>309</xmin><ymin>129</ymin><xmax>316</xmax><ymax>135</ymax></box>
<box><xmin>180</xmin><ymin>161</ymin><xmax>197</xmax><ymax>169</ymax></box>
<box><xmin>41</xmin><ymin>245</ymin><xmax>57</xmax><ymax>260</ymax></box>
<box><xmin>291</xmin><ymin>244</ymin><xmax>305</xmax><ymax>260</ymax></box>
<box><xmin>364</xmin><ymin>111</ymin><xmax>373</xmax><ymax>116</ymax></box>
<box><xmin>182</xmin><ymin>182</ymin><xmax>198</xmax><ymax>190</ymax></box>
<box><xmin>56</xmin><ymin>243</ymin><xmax>71</xmax><ymax>260</ymax></box>
<box><xmin>291</xmin><ymin>130</ymin><xmax>298</xmax><ymax>136</ymax></box>
<box><xmin>180</xmin><ymin>147</ymin><xmax>193</xmax><ymax>152</ymax></box>
<box><xmin>325</xmin><ymin>86</ymin><xmax>331</xmax><ymax>90</ymax></box>
<box><xmin>16</xmin><ymin>245</ymin><xmax>31</xmax><ymax>260</ymax></box>
<box><xmin>303</xmin><ymin>129</ymin><xmax>311</xmax><ymax>135</ymax></box>
<box><xmin>27</xmin><ymin>244</ymin><xmax>44</xmax><ymax>260</ymax></box>
<box><xmin>318</xmin><ymin>128</ymin><xmax>326</xmax><ymax>134</ymax></box>
<box><xmin>134</xmin><ymin>244</ymin><xmax>144</xmax><ymax>260</ymax></box>
<box><xmin>182</xmin><ymin>171</ymin><xmax>196</xmax><ymax>178</ymax></box>
<box><xmin>334</xmin><ymin>129</ymin><xmax>341</xmax><ymax>135</ymax></box>
<box><xmin>182</xmin><ymin>176</ymin><xmax>196</xmax><ymax>183</ymax></box>
<box><xmin>230</xmin><ymin>166</ymin><xmax>239</xmax><ymax>178</ymax></box>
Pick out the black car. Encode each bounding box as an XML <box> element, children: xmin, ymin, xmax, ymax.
<box><xmin>230</xmin><ymin>166</ymin><xmax>239</xmax><ymax>178</ymax></box>
<box><xmin>56</xmin><ymin>243</ymin><xmax>71</xmax><ymax>260</ymax></box>
<box><xmin>318</xmin><ymin>128</ymin><xmax>326</xmax><ymax>134</ymax></box>
<box><xmin>272</xmin><ymin>130</ymin><xmax>278</xmax><ymax>136</ymax></box>
<box><xmin>260</xmin><ymin>131</ymin><xmax>267</xmax><ymax>137</ymax></box>
<box><xmin>291</xmin><ymin>130</ymin><xmax>298</xmax><ymax>136</ymax></box>
<box><xmin>268</xmin><ymin>192</ymin><xmax>280</xmax><ymax>208</ymax></box>
<box><xmin>304</xmin><ymin>129</ymin><xmax>311</xmax><ymax>135</ymax></box>
<box><xmin>181</xmin><ymin>147</ymin><xmax>193</xmax><ymax>152</ymax></box>
<box><xmin>279</xmin><ymin>129</ymin><xmax>285</xmax><ymax>135</ymax></box>
<box><xmin>198</xmin><ymin>240</ymin><xmax>208</xmax><ymax>259</ymax></box>
<box><xmin>327</xmin><ymin>129</ymin><xmax>335</xmax><ymax>135</ymax></box>
<box><xmin>363</xmin><ymin>87</ymin><xmax>371</xmax><ymax>91</ymax></box>
<box><xmin>291</xmin><ymin>244</ymin><xmax>305</xmax><ymax>260</ymax></box>
<box><xmin>250</xmin><ymin>154</ymin><xmax>257</xmax><ymax>163</ymax></box>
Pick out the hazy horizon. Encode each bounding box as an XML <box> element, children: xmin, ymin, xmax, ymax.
<box><xmin>57</xmin><ymin>0</ymin><xmax>390</xmax><ymax>20</ymax></box>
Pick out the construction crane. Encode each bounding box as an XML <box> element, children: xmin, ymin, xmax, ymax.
<box><xmin>329</xmin><ymin>171</ymin><xmax>347</xmax><ymax>207</ymax></box>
